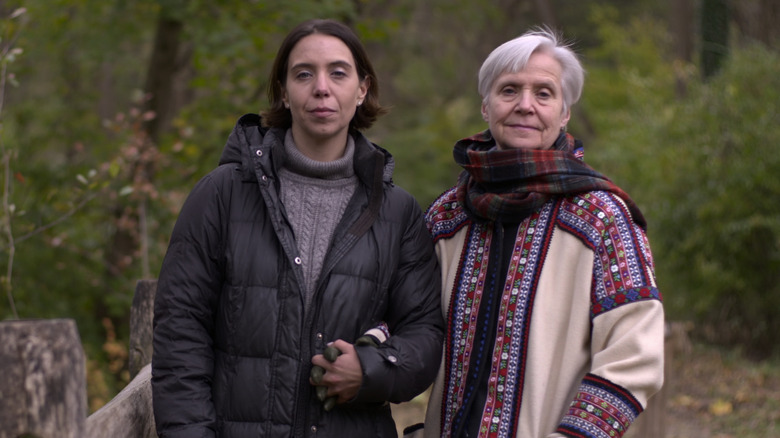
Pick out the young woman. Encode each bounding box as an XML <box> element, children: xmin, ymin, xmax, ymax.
<box><xmin>152</xmin><ymin>19</ymin><xmax>443</xmax><ymax>438</ymax></box>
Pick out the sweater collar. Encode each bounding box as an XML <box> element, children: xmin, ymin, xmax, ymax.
<box><xmin>282</xmin><ymin>130</ymin><xmax>356</xmax><ymax>180</ymax></box>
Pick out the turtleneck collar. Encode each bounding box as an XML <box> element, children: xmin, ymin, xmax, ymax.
<box><xmin>283</xmin><ymin>130</ymin><xmax>355</xmax><ymax>180</ymax></box>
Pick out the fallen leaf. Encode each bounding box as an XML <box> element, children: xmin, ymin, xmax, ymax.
<box><xmin>708</xmin><ymin>399</ymin><xmax>733</xmax><ymax>416</ymax></box>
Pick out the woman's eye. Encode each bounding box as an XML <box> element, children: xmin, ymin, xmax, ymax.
<box><xmin>500</xmin><ymin>87</ymin><xmax>516</xmax><ymax>96</ymax></box>
<box><xmin>295</xmin><ymin>71</ymin><xmax>312</xmax><ymax>80</ymax></box>
<box><xmin>331</xmin><ymin>70</ymin><xmax>347</xmax><ymax>78</ymax></box>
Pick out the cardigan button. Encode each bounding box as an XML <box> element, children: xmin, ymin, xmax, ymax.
<box><xmin>294</xmin><ymin>257</ymin><xmax>302</xmax><ymax>265</ymax></box>
<box><xmin>260</xmin><ymin>175</ymin><xmax>267</xmax><ymax>182</ymax></box>
<box><xmin>255</xmin><ymin>149</ymin><xmax>263</xmax><ymax>157</ymax></box>
<box><xmin>387</xmin><ymin>355</ymin><xmax>398</xmax><ymax>363</ymax></box>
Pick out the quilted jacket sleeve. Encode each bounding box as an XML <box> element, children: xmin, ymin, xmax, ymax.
<box><xmin>353</xmin><ymin>193</ymin><xmax>445</xmax><ymax>404</ymax></box>
<box><xmin>152</xmin><ymin>173</ymin><xmax>226</xmax><ymax>438</ymax></box>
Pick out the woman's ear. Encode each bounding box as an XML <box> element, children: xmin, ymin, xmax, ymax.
<box><xmin>280</xmin><ymin>81</ymin><xmax>290</xmax><ymax>109</ymax></box>
<box><xmin>358</xmin><ymin>77</ymin><xmax>370</xmax><ymax>104</ymax></box>
<box><xmin>560</xmin><ymin>108</ymin><xmax>571</xmax><ymax>129</ymax></box>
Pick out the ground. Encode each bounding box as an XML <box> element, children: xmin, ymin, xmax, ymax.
<box><xmin>660</xmin><ymin>342</ymin><xmax>780</xmax><ymax>438</ymax></box>
<box><xmin>390</xmin><ymin>338</ymin><xmax>780</xmax><ymax>437</ymax></box>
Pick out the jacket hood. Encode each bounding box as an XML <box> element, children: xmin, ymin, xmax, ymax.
<box><xmin>219</xmin><ymin>113</ymin><xmax>395</xmax><ymax>185</ymax></box>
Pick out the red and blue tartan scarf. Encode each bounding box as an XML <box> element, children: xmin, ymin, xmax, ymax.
<box><xmin>455</xmin><ymin>130</ymin><xmax>647</xmax><ymax>228</ymax></box>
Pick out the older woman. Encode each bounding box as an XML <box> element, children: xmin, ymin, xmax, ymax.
<box><xmin>152</xmin><ymin>19</ymin><xmax>443</xmax><ymax>438</ymax></box>
<box><xmin>421</xmin><ymin>28</ymin><xmax>664</xmax><ymax>438</ymax></box>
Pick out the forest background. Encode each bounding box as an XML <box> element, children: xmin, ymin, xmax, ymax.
<box><xmin>0</xmin><ymin>0</ymin><xmax>777</xmax><ymax>420</ymax></box>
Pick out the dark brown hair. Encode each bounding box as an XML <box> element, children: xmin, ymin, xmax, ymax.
<box><xmin>261</xmin><ymin>19</ymin><xmax>386</xmax><ymax>131</ymax></box>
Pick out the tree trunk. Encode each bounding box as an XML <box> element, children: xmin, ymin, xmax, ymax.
<box><xmin>701</xmin><ymin>0</ymin><xmax>730</xmax><ymax>79</ymax></box>
<box><xmin>0</xmin><ymin>319</ymin><xmax>87</xmax><ymax>438</ymax></box>
<box><xmin>101</xmin><ymin>9</ymin><xmax>190</xmax><ymax>328</ymax></box>
<box><xmin>532</xmin><ymin>0</ymin><xmax>558</xmax><ymax>28</ymax></box>
<box><xmin>128</xmin><ymin>279</ymin><xmax>157</xmax><ymax>379</ymax></box>
<box><xmin>732</xmin><ymin>0</ymin><xmax>780</xmax><ymax>48</ymax></box>
<box><xmin>143</xmin><ymin>15</ymin><xmax>186</xmax><ymax>144</ymax></box>
<box><xmin>671</xmin><ymin>0</ymin><xmax>695</xmax><ymax>97</ymax></box>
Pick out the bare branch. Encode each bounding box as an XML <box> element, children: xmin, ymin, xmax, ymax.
<box><xmin>15</xmin><ymin>193</ymin><xmax>97</xmax><ymax>244</ymax></box>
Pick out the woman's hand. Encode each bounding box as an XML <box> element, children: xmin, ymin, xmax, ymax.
<box><xmin>310</xmin><ymin>339</ymin><xmax>363</xmax><ymax>404</ymax></box>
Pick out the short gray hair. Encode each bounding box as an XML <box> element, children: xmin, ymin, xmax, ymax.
<box><xmin>478</xmin><ymin>27</ymin><xmax>584</xmax><ymax>115</ymax></box>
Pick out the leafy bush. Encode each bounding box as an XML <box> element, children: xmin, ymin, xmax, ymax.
<box><xmin>653</xmin><ymin>44</ymin><xmax>780</xmax><ymax>357</ymax></box>
<box><xmin>584</xmin><ymin>12</ymin><xmax>780</xmax><ymax>357</ymax></box>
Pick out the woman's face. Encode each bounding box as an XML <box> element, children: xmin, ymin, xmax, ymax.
<box><xmin>282</xmin><ymin>34</ymin><xmax>368</xmax><ymax>160</ymax></box>
<box><xmin>481</xmin><ymin>51</ymin><xmax>570</xmax><ymax>150</ymax></box>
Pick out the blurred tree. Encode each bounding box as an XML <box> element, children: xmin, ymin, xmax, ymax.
<box><xmin>367</xmin><ymin>0</ymin><xmax>541</xmax><ymax>207</ymax></box>
<box><xmin>701</xmin><ymin>0</ymin><xmax>730</xmax><ymax>78</ymax></box>
<box><xmin>670</xmin><ymin>0</ymin><xmax>695</xmax><ymax>97</ymax></box>
<box><xmin>0</xmin><ymin>6</ymin><xmax>28</xmax><ymax>320</ymax></box>
<box><xmin>582</xmin><ymin>5</ymin><xmax>780</xmax><ymax>358</ymax></box>
<box><xmin>732</xmin><ymin>0</ymin><xmax>780</xmax><ymax>47</ymax></box>
<box><xmin>653</xmin><ymin>46</ymin><xmax>780</xmax><ymax>357</ymax></box>
<box><xmin>0</xmin><ymin>0</ymin><xmax>373</xmax><ymax>406</ymax></box>
<box><xmin>1</xmin><ymin>0</ymin><xmax>779</xmax><ymax>408</ymax></box>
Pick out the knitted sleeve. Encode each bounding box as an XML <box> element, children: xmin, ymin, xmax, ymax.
<box><xmin>556</xmin><ymin>192</ymin><xmax>664</xmax><ymax>438</ymax></box>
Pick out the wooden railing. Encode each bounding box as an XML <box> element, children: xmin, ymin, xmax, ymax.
<box><xmin>1</xmin><ymin>280</ymin><xmax>158</xmax><ymax>438</ymax></box>
<box><xmin>85</xmin><ymin>279</ymin><xmax>157</xmax><ymax>438</ymax></box>
<box><xmin>0</xmin><ymin>279</ymin><xmax>677</xmax><ymax>438</ymax></box>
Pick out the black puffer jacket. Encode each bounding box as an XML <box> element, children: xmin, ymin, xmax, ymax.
<box><xmin>152</xmin><ymin>114</ymin><xmax>443</xmax><ymax>438</ymax></box>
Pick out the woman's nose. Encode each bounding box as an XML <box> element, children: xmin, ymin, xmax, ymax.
<box><xmin>515</xmin><ymin>91</ymin><xmax>534</xmax><ymax>113</ymax></box>
<box><xmin>314</xmin><ymin>73</ymin><xmax>330</xmax><ymax>97</ymax></box>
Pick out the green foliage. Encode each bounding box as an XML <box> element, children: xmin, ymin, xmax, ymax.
<box><xmin>379</xmin><ymin>94</ymin><xmax>483</xmax><ymax>208</ymax></box>
<box><xmin>366</xmin><ymin>0</ymin><xmax>540</xmax><ymax>207</ymax></box>
<box><xmin>583</xmin><ymin>7</ymin><xmax>780</xmax><ymax>357</ymax></box>
<box><xmin>580</xmin><ymin>5</ymin><xmax>677</xmax><ymax>137</ymax></box>
<box><xmin>0</xmin><ymin>0</ymin><xmax>777</xmax><ymax>411</ymax></box>
<box><xmin>0</xmin><ymin>5</ymin><xmax>29</xmax><ymax>320</ymax></box>
<box><xmin>655</xmin><ymin>45</ymin><xmax>780</xmax><ymax>355</ymax></box>
<box><xmin>0</xmin><ymin>0</ymin><xmax>378</xmax><ymax>409</ymax></box>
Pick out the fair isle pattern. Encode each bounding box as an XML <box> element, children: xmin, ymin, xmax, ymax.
<box><xmin>440</xmin><ymin>221</ymin><xmax>492</xmax><ymax>436</ymax></box>
<box><xmin>427</xmin><ymin>188</ymin><xmax>659</xmax><ymax>437</ymax></box>
<box><xmin>425</xmin><ymin>185</ymin><xmax>480</xmax><ymax>435</ymax></box>
<box><xmin>634</xmin><ymin>217</ymin><xmax>656</xmax><ymax>278</ymax></box>
<box><xmin>555</xmin><ymin>192</ymin><xmax>660</xmax><ymax>318</ymax></box>
<box><xmin>439</xmin><ymin>203</ymin><xmax>556</xmax><ymax>438</ymax></box>
<box><xmin>557</xmin><ymin>374</ymin><xmax>642</xmax><ymax>438</ymax></box>
<box><xmin>480</xmin><ymin>203</ymin><xmax>554</xmax><ymax>438</ymax></box>
<box><xmin>592</xmin><ymin>286</ymin><xmax>662</xmax><ymax>315</ymax></box>
<box><xmin>426</xmin><ymin>187</ymin><xmax>469</xmax><ymax>241</ymax></box>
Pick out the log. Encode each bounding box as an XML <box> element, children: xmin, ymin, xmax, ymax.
<box><xmin>129</xmin><ymin>279</ymin><xmax>157</xmax><ymax>379</ymax></box>
<box><xmin>85</xmin><ymin>363</ymin><xmax>156</xmax><ymax>438</ymax></box>
<box><xmin>0</xmin><ymin>319</ymin><xmax>87</xmax><ymax>438</ymax></box>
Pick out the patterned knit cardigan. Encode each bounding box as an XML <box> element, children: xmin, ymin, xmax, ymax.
<box><xmin>421</xmin><ymin>187</ymin><xmax>664</xmax><ymax>438</ymax></box>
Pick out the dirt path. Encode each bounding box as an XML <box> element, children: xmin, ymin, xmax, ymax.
<box><xmin>389</xmin><ymin>339</ymin><xmax>780</xmax><ymax>437</ymax></box>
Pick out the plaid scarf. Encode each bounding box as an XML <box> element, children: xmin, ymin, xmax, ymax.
<box><xmin>455</xmin><ymin>130</ymin><xmax>647</xmax><ymax>228</ymax></box>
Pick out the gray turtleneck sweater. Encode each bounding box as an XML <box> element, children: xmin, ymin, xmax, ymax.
<box><xmin>278</xmin><ymin>130</ymin><xmax>358</xmax><ymax>309</ymax></box>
